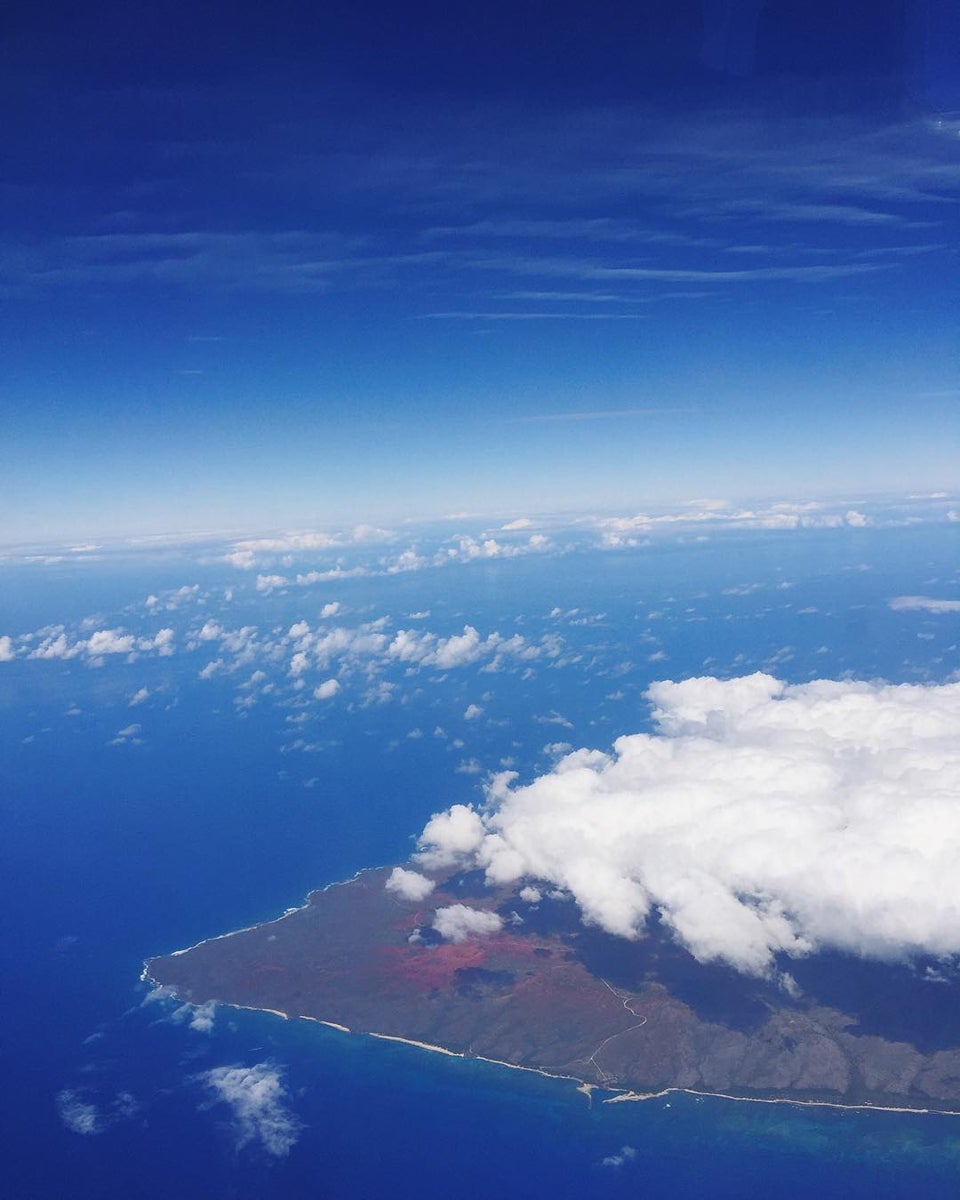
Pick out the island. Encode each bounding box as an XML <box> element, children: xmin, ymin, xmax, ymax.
<box><xmin>144</xmin><ymin>866</ymin><xmax>960</xmax><ymax>1112</ymax></box>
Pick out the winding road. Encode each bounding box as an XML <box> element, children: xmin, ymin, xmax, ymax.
<box><xmin>576</xmin><ymin>979</ymin><xmax>648</xmax><ymax>1085</ymax></box>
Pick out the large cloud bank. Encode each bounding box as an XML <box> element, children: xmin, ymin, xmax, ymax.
<box><xmin>417</xmin><ymin>674</ymin><xmax>960</xmax><ymax>977</ymax></box>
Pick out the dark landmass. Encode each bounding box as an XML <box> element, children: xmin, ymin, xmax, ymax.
<box><xmin>145</xmin><ymin>868</ymin><xmax>960</xmax><ymax>1111</ymax></box>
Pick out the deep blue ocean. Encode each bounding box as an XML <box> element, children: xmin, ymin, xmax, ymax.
<box><xmin>2</xmin><ymin>523</ymin><xmax>959</xmax><ymax>1198</ymax></box>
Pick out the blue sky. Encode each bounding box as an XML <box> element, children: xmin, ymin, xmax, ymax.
<box><xmin>2</xmin><ymin>0</ymin><xmax>959</xmax><ymax>543</ymax></box>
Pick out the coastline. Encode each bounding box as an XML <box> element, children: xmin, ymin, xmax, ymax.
<box><xmin>141</xmin><ymin>968</ymin><xmax>960</xmax><ymax>1119</ymax></box>
<box><xmin>140</xmin><ymin>865</ymin><xmax>389</xmax><ymax>978</ymax></box>
<box><xmin>141</xmin><ymin>959</ymin><xmax>599</xmax><ymax>1095</ymax></box>
<box><xmin>603</xmin><ymin>1087</ymin><xmax>957</xmax><ymax>1118</ymax></box>
<box><xmin>140</xmin><ymin>868</ymin><xmax>960</xmax><ymax>1122</ymax></box>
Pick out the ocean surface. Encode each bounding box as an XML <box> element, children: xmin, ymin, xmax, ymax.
<box><xmin>2</xmin><ymin>520</ymin><xmax>959</xmax><ymax>1198</ymax></box>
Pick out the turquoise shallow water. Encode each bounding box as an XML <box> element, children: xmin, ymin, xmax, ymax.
<box><xmin>3</xmin><ymin>527</ymin><xmax>959</xmax><ymax>1197</ymax></box>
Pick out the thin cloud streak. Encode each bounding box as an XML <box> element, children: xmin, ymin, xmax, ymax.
<box><xmin>473</xmin><ymin>255</ymin><xmax>892</xmax><ymax>285</ymax></box>
<box><xmin>416</xmin><ymin>311</ymin><xmax>647</xmax><ymax>321</ymax></box>
<box><xmin>504</xmin><ymin>408</ymin><xmax>696</xmax><ymax>424</ymax></box>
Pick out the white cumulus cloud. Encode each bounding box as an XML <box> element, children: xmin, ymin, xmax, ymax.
<box><xmin>28</xmin><ymin>630</ymin><xmax>78</xmax><ymax>660</ymax></box>
<box><xmin>432</xmin><ymin>904</ymin><xmax>503</xmax><ymax>942</ymax></box>
<box><xmin>255</xmin><ymin>574</ymin><xmax>289</xmax><ymax>594</ymax></box>
<box><xmin>141</xmin><ymin>627</ymin><xmax>175</xmax><ymax>656</ymax></box>
<box><xmin>86</xmin><ymin>629</ymin><xmax>137</xmax><ymax>656</ymax></box>
<box><xmin>417</xmin><ymin>674</ymin><xmax>960</xmax><ymax>978</ymax></box>
<box><xmin>417</xmin><ymin>804</ymin><xmax>487</xmax><ymax>868</ymax></box>
<box><xmin>385</xmin><ymin>867</ymin><xmax>436</xmax><ymax>901</ymax></box>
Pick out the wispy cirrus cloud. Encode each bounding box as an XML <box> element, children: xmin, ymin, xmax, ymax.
<box><xmin>416</xmin><ymin>310</ymin><xmax>648</xmax><ymax>320</ymax></box>
<box><xmin>0</xmin><ymin>230</ymin><xmax>447</xmax><ymax>295</ymax></box>
<box><xmin>7</xmin><ymin>104</ymin><xmax>957</xmax><ymax>310</ymax></box>
<box><xmin>680</xmin><ymin>199</ymin><xmax>931</xmax><ymax>228</ymax></box>
<box><xmin>57</xmin><ymin>1089</ymin><xmax>140</xmax><ymax>1136</ymax></box>
<box><xmin>504</xmin><ymin>408</ymin><xmax>693</xmax><ymax>424</ymax></box>
<box><xmin>601</xmin><ymin>1146</ymin><xmax>637</xmax><ymax>1169</ymax></box>
<box><xmin>421</xmin><ymin>217</ymin><xmax>713</xmax><ymax>244</ymax></box>
<box><xmin>200</xmin><ymin>1063</ymin><xmax>302</xmax><ymax>1157</ymax></box>
<box><xmin>469</xmin><ymin>253</ymin><xmax>891</xmax><ymax>285</ymax></box>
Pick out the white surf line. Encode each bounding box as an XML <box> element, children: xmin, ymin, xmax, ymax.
<box><xmin>141</xmin><ymin>865</ymin><xmax>398</xmax><ymax>974</ymax></box>
<box><xmin>370</xmin><ymin>1032</ymin><xmax>464</xmax><ymax>1057</ymax></box>
<box><xmin>603</xmin><ymin>1085</ymin><xmax>960</xmax><ymax>1117</ymax></box>
<box><xmin>141</xmin><ymin>985</ymin><xmax>960</xmax><ymax>1118</ymax></box>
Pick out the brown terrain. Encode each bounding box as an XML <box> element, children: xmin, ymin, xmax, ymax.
<box><xmin>144</xmin><ymin>866</ymin><xmax>960</xmax><ymax>1110</ymax></box>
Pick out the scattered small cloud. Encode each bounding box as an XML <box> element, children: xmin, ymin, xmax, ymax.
<box><xmin>601</xmin><ymin>1145</ymin><xmax>637</xmax><ymax>1169</ymax></box>
<box><xmin>890</xmin><ymin>596</ymin><xmax>960</xmax><ymax>614</ymax></box>
<box><xmin>535</xmin><ymin>711</ymin><xmax>573</xmax><ymax>729</ymax></box>
<box><xmin>200</xmin><ymin>1063</ymin><xmax>302</xmax><ymax>1157</ymax></box>
<box><xmin>57</xmin><ymin>1089</ymin><xmax>139</xmax><ymax>1136</ymax></box>
<box><xmin>432</xmin><ymin>904</ymin><xmax>503</xmax><ymax>943</ymax></box>
<box><xmin>57</xmin><ymin>1090</ymin><xmax>103</xmax><ymax>1135</ymax></box>
<box><xmin>167</xmin><ymin>1000</ymin><xmax>218</xmax><ymax>1032</ymax></box>
<box><xmin>417</xmin><ymin>805</ymin><xmax>487</xmax><ymax>870</ymax></box>
<box><xmin>87</xmin><ymin>629</ymin><xmax>137</xmax><ymax>656</ymax></box>
<box><xmin>109</xmin><ymin>723</ymin><xmax>142</xmax><ymax>746</ymax></box>
<box><xmin>385</xmin><ymin>867</ymin><xmax>436</xmax><ymax>901</ymax></box>
<box><xmin>144</xmin><ymin>584</ymin><xmax>200</xmax><ymax>611</ymax></box>
<box><xmin>255</xmin><ymin>574</ymin><xmax>288</xmax><ymax>594</ymax></box>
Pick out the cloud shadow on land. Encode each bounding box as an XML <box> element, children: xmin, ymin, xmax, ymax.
<box><xmin>786</xmin><ymin>952</ymin><xmax>960</xmax><ymax>1054</ymax></box>
<box><xmin>563</xmin><ymin>905</ymin><xmax>776</xmax><ymax>1034</ymax></box>
<box><xmin>509</xmin><ymin>891</ymin><xmax>960</xmax><ymax>1049</ymax></box>
<box><xmin>504</xmin><ymin>890</ymin><xmax>774</xmax><ymax>1032</ymax></box>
